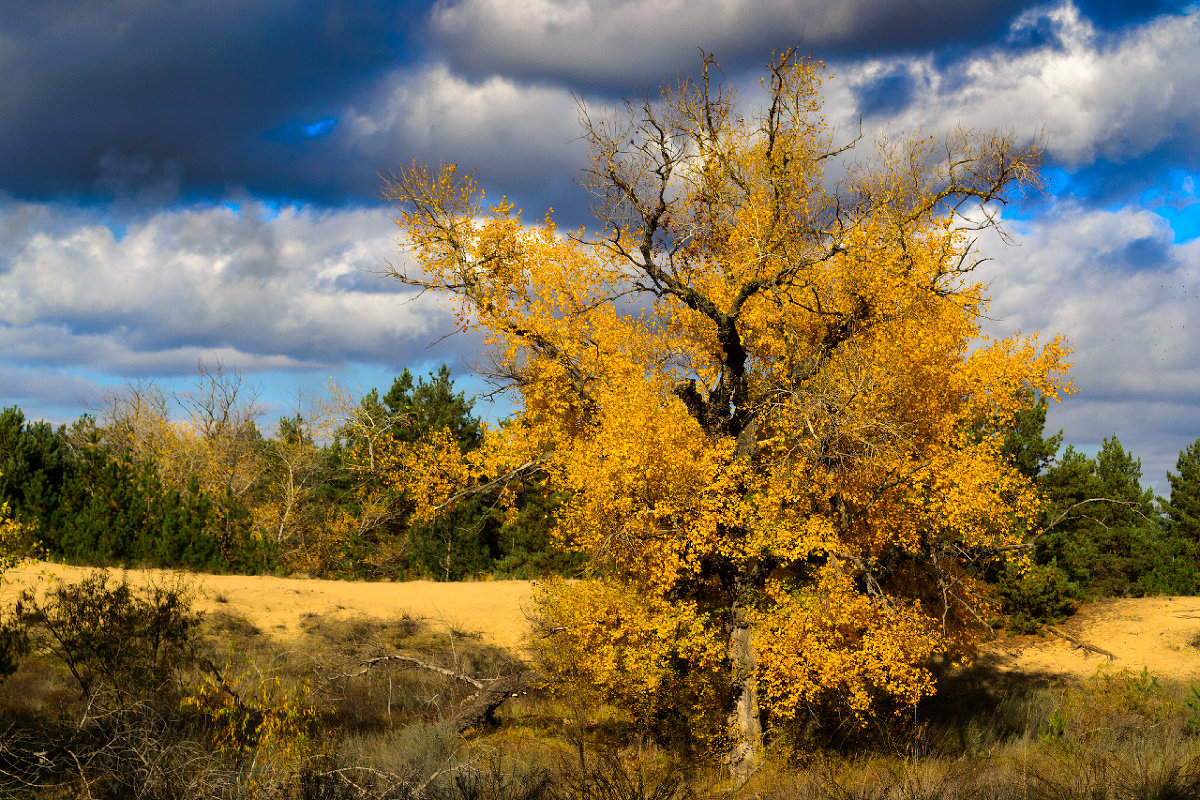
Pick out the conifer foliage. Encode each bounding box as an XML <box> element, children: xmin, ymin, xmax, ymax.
<box><xmin>1166</xmin><ymin>438</ymin><xmax>1200</xmax><ymax>544</ymax></box>
<box><xmin>383</xmin><ymin>50</ymin><xmax>1070</xmax><ymax>764</ymax></box>
<box><xmin>1037</xmin><ymin>436</ymin><xmax>1198</xmax><ymax>599</ymax></box>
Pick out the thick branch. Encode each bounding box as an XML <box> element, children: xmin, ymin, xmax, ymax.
<box><xmin>347</xmin><ymin>655</ymin><xmax>537</xmax><ymax>735</ymax></box>
<box><xmin>990</xmin><ymin>498</ymin><xmax>1155</xmax><ymax>554</ymax></box>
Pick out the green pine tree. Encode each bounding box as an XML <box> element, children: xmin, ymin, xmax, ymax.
<box><xmin>383</xmin><ymin>365</ymin><xmax>483</xmax><ymax>451</ymax></box>
<box><xmin>1038</xmin><ymin>436</ymin><xmax>1194</xmax><ymax>597</ymax></box>
<box><xmin>1003</xmin><ymin>392</ymin><xmax>1064</xmax><ymax>480</ymax></box>
<box><xmin>1165</xmin><ymin>438</ymin><xmax>1200</xmax><ymax>543</ymax></box>
<box><xmin>0</xmin><ymin>406</ymin><xmax>70</xmax><ymax>536</ymax></box>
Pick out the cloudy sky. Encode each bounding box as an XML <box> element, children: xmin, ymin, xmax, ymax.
<box><xmin>1</xmin><ymin>0</ymin><xmax>1197</xmax><ymax>491</ymax></box>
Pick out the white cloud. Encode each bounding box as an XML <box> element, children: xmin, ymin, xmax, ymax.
<box><xmin>0</xmin><ymin>198</ymin><xmax>454</xmax><ymax>377</ymax></box>
<box><xmin>831</xmin><ymin>2</ymin><xmax>1200</xmax><ymax>166</ymax></box>
<box><xmin>978</xmin><ymin>203</ymin><xmax>1200</xmax><ymax>490</ymax></box>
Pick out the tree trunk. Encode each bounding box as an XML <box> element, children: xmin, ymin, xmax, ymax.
<box><xmin>445</xmin><ymin>672</ymin><xmax>533</xmax><ymax>734</ymax></box>
<box><xmin>726</xmin><ymin>608</ymin><xmax>762</xmax><ymax>778</ymax></box>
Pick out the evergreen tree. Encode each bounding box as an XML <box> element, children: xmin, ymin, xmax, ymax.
<box><xmin>1003</xmin><ymin>392</ymin><xmax>1064</xmax><ymax>480</ymax></box>
<box><xmin>1165</xmin><ymin>438</ymin><xmax>1200</xmax><ymax>543</ymax></box>
<box><xmin>403</xmin><ymin>496</ymin><xmax>501</xmax><ymax>581</ymax></box>
<box><xmin>371</xmin><ymin>366</ymin><xmax>493</xmax><ymax>578</ymax></box>
<box><xmin>154</xmin><ymin>477</ymin><xmax>218</xmax><ymax>568</ymax></box>
<box><xmin>383</xmin><ymin>365</ymin><xmax>483</xmax><ymax>450</ymax></box>
<box><xmin>491</xmin><ymin>481</ymin><xmax>584</xmax><ymax>578</ymax></box>
<box><xmin>321</xmin><ymin>365</ymin><xmax>569</xmax><ymax>580</ymax></box>
<box><xmin>52</xmin><ymin>446</ymin><xmax>164</xmax><ymax>564</ymax></box>
<box><xmin>1038</xmin><ymin>436</ymin><xmax>1194</xmax><ymax>597</ymax></box>
<box><xmin>0</xmin><ymin>406</ymin><xmax>70</xmax><ymax>535</ymax></box>
<box><xmin>48</xmin><ymin>438</ymin><xmax>274</xmax><ymax>572</ymax></box>
<box><xmin>982</xmin><ymin>391</ymin><xmax>1077</xmax><ymax>628</ymax></box>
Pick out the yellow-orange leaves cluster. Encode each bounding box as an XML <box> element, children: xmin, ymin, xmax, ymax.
<box><xmin>752</xmin><ymin>568</ymin><xmax>942</xmax><ymax>723</ymax></box>
<box><xmin>534</xmin><ymin>577</ymin><xmax>728</xmax><ymax>740</ymax></box>
<box><xmin>0</xmin><ymin>473</ymin><xmax>23</xmax><ymax>580</ymax></box>
<box><xmin>385</xmin><ymin>50</ymin><xmax>1070</xmax><ymax>759</ymax></box>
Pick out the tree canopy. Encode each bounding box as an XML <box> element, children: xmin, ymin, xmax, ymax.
<box><xmin>1033</xmin><ymin>436</ymin><xmax>1199</xmax><ymax>600</ymax></box>
<box><xmin>384</xmin><ymin>50</ymin><xmax>1070</xmax><ymax>768</ymax></box>
<box><xmin>1165</xmin><ymin>438</ymin><xmax>1200</xmax><ymax>544</ymax></box>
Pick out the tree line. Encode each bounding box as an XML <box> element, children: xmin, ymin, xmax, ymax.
<box><xmin>0</xmin><ymin>362</ymin><xmax>579</xmax><ymax>580</ymax></box>
<box><xmin>5</xmin><ymin>369</ymin><xmax>1197</xmax><ymax>614</ymax></box>
<box><xmin>995</xmin><ymin>395</ymin><xmax>1200</xmax><ymax>629</ymax></box>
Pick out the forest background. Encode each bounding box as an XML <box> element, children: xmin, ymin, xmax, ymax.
<box><xmin>0</xmin><ymin>363</ymin><xmax>582</xmax><ymax>582</ymax></box>
<box><xmin>2</xmin><ymin>358</ymin><xmax>1199</xmax><ymax>629</ymax></box>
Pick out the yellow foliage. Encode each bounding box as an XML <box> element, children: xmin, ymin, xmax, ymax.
<box><xmin>383</xmin><ymin>49</ymin><xmax>1071</xmax><ymax>753</ymax></box>
<box><xmin>534</xmin><ymin>577</ymin><xmax>730</xmax><ymax>752</ymax></box>
<box><xmin>0</xmin><ymin>475</ymin><xmax>22</xmax><ymax>580</ymax></box>
<box><xmin>96</xmin><ymin>367</ymin><xmax>336</xmax><ymax>567</ymax></box>
<box><xmin>183</xmin><ymin>657</ymin><xmax>319</xmax><ymax>791</ymax></box>
<box><xmin>751</xmin><ymin>568</ymin><xmax>942</xmax><ymax>723</ymax></box>
<box><xmin>97</xmin><ymin>369</ymin><xmax>264</xmax><ymax>505</ymax></box>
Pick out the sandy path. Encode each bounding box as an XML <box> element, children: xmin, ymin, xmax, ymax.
<box><xmin>981</xmin><ymin>596</ymin><xmax>1200</xmax><ymax>683</ymax></box>
<box><xmin>0</xmin><ymin>562</ymin><xmax>538</xmax><ymax>652</ymax></box>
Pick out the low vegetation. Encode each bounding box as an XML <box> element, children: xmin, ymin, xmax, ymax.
<box><xmin>3</xmin><ymin>571</ymin><xmax>1200</xmax><ymax>799</ymax></box>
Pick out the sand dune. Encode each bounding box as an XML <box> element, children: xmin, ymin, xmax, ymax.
<box><xmin>1</xmin><ymin>561</ymin><xmax>538</xmax><ymax>652</ymax></box>
<box><xmin>980</xmin><ymin>595</ymin><xmax>1200</xmax><ymax>683</ymax></box>
<box><xmin>5</xmin><ymin>561</ymin><xmax>1200</xmax><ymax>683</ymax></box>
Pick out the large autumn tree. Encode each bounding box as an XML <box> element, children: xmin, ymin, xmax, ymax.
<box><xmin>384</xmin><ymin>51</ymin><xmax>1070</xmax><ymax>769</ymax></box>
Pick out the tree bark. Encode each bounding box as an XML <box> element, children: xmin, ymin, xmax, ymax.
<box><xmin>445</xmin><ymin>672</ymin><xmax>534</xmax><ymax>735</ymax></box>
<box><xmin>725</xmin><ymin>608</ymin><xmax>762</xmax><ymax>778</ymax></box>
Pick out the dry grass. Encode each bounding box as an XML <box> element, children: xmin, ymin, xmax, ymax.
<box><xmin>6</xmin><ymin>563</ymin><xmax>1200</xmax><ymax>800</ymax></box>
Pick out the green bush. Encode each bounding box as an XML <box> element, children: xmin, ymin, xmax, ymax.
<box><xmin>996</xmin><ymin>560</ymin><xmax>1077</xmax><ymax>633</ymax></box>
<box><xmin>15</xmin><ymin>570</ymin><xmax>204</xmax><ymax>703</ymax></box>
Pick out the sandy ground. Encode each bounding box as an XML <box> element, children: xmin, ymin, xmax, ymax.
<box><xmin>979</xmin><ymin>596</ymin><xmax>1200</xmax><ymax>683</ymax></box>
<box><xmin>5</xmin><ymin>561</ymin><xmax>1200</xmax><ymax>683</ymax></box>
<box><xmin>0</xmin><ymin>562</ymin><xmax>539</xmax><ymax>652</ymax></box>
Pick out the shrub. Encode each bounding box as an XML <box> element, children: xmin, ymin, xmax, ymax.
<box><xmin>15</xmin><ymin>570</ymin><xmax>204</xmax><ymax>703</ymax></box>
<box><xmin>996</xmin><ymin>560</ymin><xmax>1077</xmax><ymax>633</ymax></box>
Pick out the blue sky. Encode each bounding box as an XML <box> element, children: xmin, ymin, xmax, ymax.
<box><xmin>0</xmin><ymin>0</ymin><xmax>1197</xmax><ymax>492</ymax></box>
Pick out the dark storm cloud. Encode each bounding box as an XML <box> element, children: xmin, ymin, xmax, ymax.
<box><xmin>427</xmin><ymin>0</ymin><xmax>1028</xmax><ymax>90</ymax></box>
<box><xmin>426</xmin><ymin>0</ymin><xmax>1189</xmax><ymax>92</ymax></box>
<box><xmin>0</xmin><ymin>0</ymin><xmax>420</xmax><ymax>202</ymax></box>
<box><xmin>3</xmin><ymin>0</ymin><xmax>1189</xmax><ymax>208</ymax></box>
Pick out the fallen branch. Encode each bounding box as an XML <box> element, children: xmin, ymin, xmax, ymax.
<box><xmin>446</xmin><ymin>671</ymin><xmax>535</xmax><ymax>734</ymax></box>
<box><xmin>1046</xmin><ymin>626</ymin><xmax>1116</xmax><ymax>661</ymax></box>
<box><xmin>344</xmin><ymin>654</ymin><xmax>538</xmax><ymax>734</ymax></box>
<box><xmin>351</xmin><ymin>654</ymin><xmax>484</xmax><ymax>689</ymax></box>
